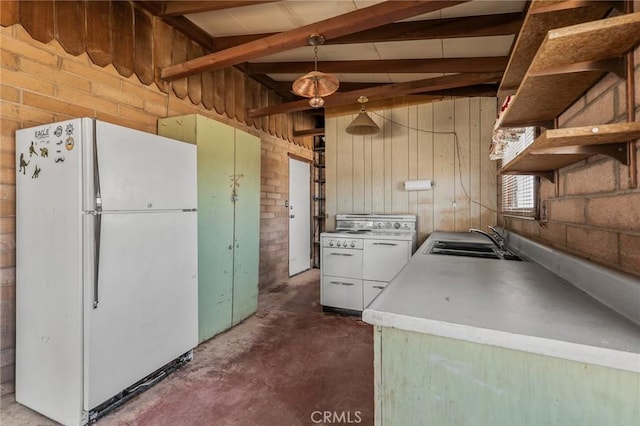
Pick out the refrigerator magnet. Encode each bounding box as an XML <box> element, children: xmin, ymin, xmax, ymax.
<box><xmin>29</xmin><ymin>141</ymin><xmax>38</xmax><ymax>157</ymax></box>
<box><xmin>18</xmin><ymin>153</ymin><xmax>30</xmax><ymax>175</ymax></box>
<box><xmin>65</xmin><ymin>137</ymin><xmax>74</xmax><ymax>151</ymax></box>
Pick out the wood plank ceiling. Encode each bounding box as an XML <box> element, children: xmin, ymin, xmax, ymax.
<box><xmin>138</xmin><ymin>0</ymin><xmax>526</xmax><ymax>117</ymax></box>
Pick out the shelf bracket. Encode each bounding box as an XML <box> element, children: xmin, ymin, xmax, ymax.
<box><xmin>626</xmin><ymin>0</ymin><xmax>637</xmax><ymax>188</ymax></box>
<box><xmin>627</xmin><ymin>140</ymin><xmax>637</xmax><ymax>187</ymax></box>
<box><xmin>532</xmin><ymin>143</ymin><xmax>629</xmax><ymax>164</ymax></box>
<box><xmin>502</xmin><ymin>170</ymin><xmax>555</xmax><ymax>183</ymax></box>
<box><xmin>530</xmin><ymin>57</ymin><xmax>626</xmax><ymax>79</ymax></box>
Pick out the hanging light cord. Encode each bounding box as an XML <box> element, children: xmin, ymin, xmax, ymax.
<box><xmin>313</xmin><ymin>45</ymin><xmax>318</xmax><ymax>72</ymax></box>
<box><xmin>313</xmin><ymin>46</ymin><xmax>319</xmax><ymax>98</ymax></box>
<box><xmin>371</xmin><ymin>111</ymin><xmax>499</xmax><ymax>215</ymax></box>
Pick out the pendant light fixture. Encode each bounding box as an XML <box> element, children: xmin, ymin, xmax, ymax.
<box><xmin>292</xmin><ymin>34</ymin><xmax>339</xmax><ymax>108</ymax></box>
<box><xmin>346</xmin><ymin>96</ymin><xmax>380</xmax><ymax>135</ymax></box>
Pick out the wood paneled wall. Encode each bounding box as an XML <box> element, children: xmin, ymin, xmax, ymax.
<box><xmin>325</xmin><ymin>98</ymin><xmax>498</xmax><ymax>244</ymax></box>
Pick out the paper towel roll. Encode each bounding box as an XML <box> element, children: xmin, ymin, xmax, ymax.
<box><xmin>404</xmin><ymin>180</ymin><xmax>432</xmax><ymax>191</ymax></box>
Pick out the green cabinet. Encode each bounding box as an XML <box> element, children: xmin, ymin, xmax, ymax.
<box><xmin>158</xmin><ymin>115</ymin><xmax>260</xmax><ymax>342</ymax></box>
<box><xmin>374</xmin><ymin>327</ymin><xmax>639</xmax><ymax>426</ymax></box>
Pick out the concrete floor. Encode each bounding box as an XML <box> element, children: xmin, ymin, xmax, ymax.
<box><xmin>1</xmin><ymin>269</ymin><xmax>374</xmax><ymax>425</ymax></box>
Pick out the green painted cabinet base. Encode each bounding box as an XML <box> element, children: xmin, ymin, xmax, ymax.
<box><xmin>159</xmin><ymin>115</ymin><xmax>260</xmax><ymax>342</ymax></box>
<box><xmin>374</xmin><ymin>327</ymin><xmax>639</xmax><ymax>426</ymax></box>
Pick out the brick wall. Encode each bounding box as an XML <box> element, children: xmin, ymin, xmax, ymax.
<box><xmin>505</xmin><ymin>45</ymin><xmax>640</xmax><ymax>277</ymax></box>
<box><xmin>0</xmin><ymin>24</ymin><xmax>311</xmax><ymax>395</ymax></box>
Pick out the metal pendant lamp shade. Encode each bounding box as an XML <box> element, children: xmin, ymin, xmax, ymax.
<box><xmin>292</xmin><ymin>71</ymin><xmax>339</xmax><ymax>98</ymax></box>
<box><xmin>292</xmin><ymin>34</ymin><xmax>339</xmax><ymax>108</ymax></box>
<box><xmin>346</xmin><ymin>97</ymin><xmax>380</xmax><ymax>135</ymax></box>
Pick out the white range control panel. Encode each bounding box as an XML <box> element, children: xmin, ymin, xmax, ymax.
<box><xmin>322</xmin><ymin>238</ymin><xmax>364</xmax><ymax>249</ymax></box>
<box><xmin>373</xmin><ymin>221</ymin><xmax>415</xmax><ymax>230</ymax></box>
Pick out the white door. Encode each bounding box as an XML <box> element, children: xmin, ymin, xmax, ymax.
<box><xmin>288</xmin><ymin>158</ymin><xmax>311</xmax><ymax>275</ymax></box>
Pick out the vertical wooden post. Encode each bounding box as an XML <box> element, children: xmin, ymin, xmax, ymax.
<box><xmin>553</xmin><ymin>119</ymin><xmax>560</xmax><ymax>197</ymax></box>
<box><xmin>627</xmin><ymin>0</ymin><xmax>638</xmax><ymax>188</ymax></box>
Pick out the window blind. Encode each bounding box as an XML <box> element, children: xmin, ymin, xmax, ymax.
<box><xmin>501</xmin><ymin>127</ymin><xmax>537</xmax><ymax>217</ymax></box>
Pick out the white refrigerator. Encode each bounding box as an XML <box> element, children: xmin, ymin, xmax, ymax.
<box><xmin>15</xmin><ymin>118</ymin><xmax>198</xmax><ymax>425</ymax></box>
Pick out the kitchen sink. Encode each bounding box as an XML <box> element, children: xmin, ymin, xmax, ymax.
<box><xmin>426</xmin><ymin>240</ymin><xmax>523</xmax><ymax>261</ymax></box>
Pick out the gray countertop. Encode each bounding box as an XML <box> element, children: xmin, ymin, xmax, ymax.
<box><xmin>362</xmin><ymin>232</ymin><xmax>640</xmax><ymax>372</ymax></box>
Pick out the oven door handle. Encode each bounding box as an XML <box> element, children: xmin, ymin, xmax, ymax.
<box><xmin>329</xmin><ymin>253</ymin><xmax>354</xmax><ymax>256</ymax></box>
<box><xmin>329</xmin><ymin>281</ymin><xmax>355</xmax><ymax>286</ymax></box>
<box><xmin>372</xmin><ymin>242</ymin><xmax>398</xmax><ymax>246</ymax></box>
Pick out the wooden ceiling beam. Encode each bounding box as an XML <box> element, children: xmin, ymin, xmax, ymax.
<box><xmin>248</xmin><ymin>72</ymin><xmax>503</xmax><ymax>117</ymax></box>
<box><xmin>332</xmin><ymin>11</ymin><xmax>522</xmax><ymax>44</ymax></box>
<box><xmin>161</xmin><ymin>0</ymin><xmax>469</xmax><ymax>80</ymax></box>
<box><xmin>528</xmin><ymin>0</ymin><xmax>621</xmax><ymax>15</ymax></box>
<box><xmin>422</xmin><ymin>83</ymin><xmax>499</xmax><ymax>97</ymax></box>
<box><xmin>247</xmin><ymin>56</ymin><xmax>508</xmax><ymax>74</ymax></box>
<box><xmin>157</xmin><ymin>1</ymin><xmax>278</xmax><ymax>17</ymax></box>
<box><xmin>293</xmin><ymin>128</ymin><xmax>326</xmax><ymax>137</ymax></box>
<box><xmin>279</xmin><ymin>81</ymin><xmax>498</xmax><ymax>98</ymax></box>
<box><xmin>274</xmin><ymin>81</ymin><xmax>378</xmax><ymax>93</ymax></box>
<box><xmin>212</xmin><ymin>12</ymin><xmax>522</xmax><ymax>51</ymax></box>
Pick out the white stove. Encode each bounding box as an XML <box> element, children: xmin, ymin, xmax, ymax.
<box><xmin>320</xmin><ymin>214</ymin><xmax>417</xmax><ymax>314</ymax></box>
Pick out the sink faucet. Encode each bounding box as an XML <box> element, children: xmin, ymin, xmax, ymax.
<box><xmin>469</xmin><ymin>228</ymin><xmax>505</xmax><ymax>251</ymax></box>
<box><xmin>487</xmin><ymin>226</ymin><xmax>507</xmax><ymax>248</ymax></box>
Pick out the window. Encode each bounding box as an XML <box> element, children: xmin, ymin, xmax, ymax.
<box><xmin>501</xmin><ymin>127</ymin><xmax>537</xmax><ymax>218</ymax></box>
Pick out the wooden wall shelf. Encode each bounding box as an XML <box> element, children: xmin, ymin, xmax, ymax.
<box><xmin>498</xmin><ymin>0</ymin><xmax>616</xmax><ymax>99</ymax></box>
<box><xmin>500</xmin><ymin>12</ymin><xmax>640</xmax><ymax>128</ymax></box>
<box><xmin>501</xmin><ymin>122</ymin><xmax>640</xmax><ymax>179</ymax></box>
<box><xmin>532</xmin><ymin>122</ymin><xmax>640</xmax><ymax>149</ymax></box>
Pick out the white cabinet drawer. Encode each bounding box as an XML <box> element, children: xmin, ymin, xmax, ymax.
<box><xmin>363</xmin><ymin>240</ymin><xmax>411</xmax><ymax>282</ymax></box>
<box><xmin>322</xmin><ymin>248</ymin><xmax>363</xmax><ymax>279</ymax></box>
<box><xmin>322</xmin><ymin>276</ymin><xmax>363</xmax><ymax>311</ymax></box>
<box><xmin>364</xmin><ymin>280</ymin><xmax>387</xmax><ymax>308</ymax></box>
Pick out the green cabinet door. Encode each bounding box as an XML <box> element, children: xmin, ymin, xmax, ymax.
<box><xmin>196</xmin><ymin>117</ymin><xmax>236</xmax><ymax>341</ymax></box>
<box><xmin>376</xmin><ymin>327</ymin><xmax>640</xmax><ymax>426</ymax></box>
<box><xmin>231</xmin><ymin>129</ymin><xmax>261</xmax><ymax>325</ymax></box>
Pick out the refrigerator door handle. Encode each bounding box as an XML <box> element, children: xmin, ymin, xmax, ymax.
<box><xmin>93</xmin><ymin>212</ymin><xmax>101</xmax><ymax>309</ymax></box>
<box><xmin>93</xmin><ymin>120</ymin><xmax>102</xmax><ymax>309</ymax></box>
<box><xmin>93</xmin><ymin>118</ymin><xmax>102</xmax><ymax>211</ymax></box>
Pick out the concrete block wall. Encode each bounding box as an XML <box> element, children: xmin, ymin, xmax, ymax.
<box><xmin>0</xmin><ymin>24</ymin><xmax>311</xmax><ymax>395</ymax></box>
<box><xmin>506</xmin><ymin>44</ymin><xmax>640</xmax><ymax>277</ymax></box>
